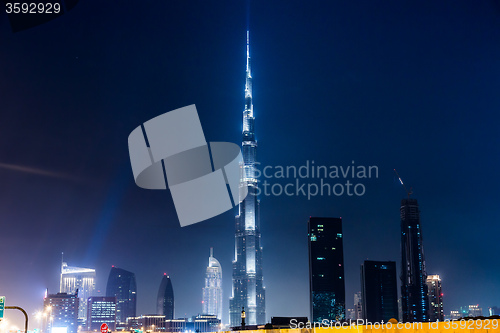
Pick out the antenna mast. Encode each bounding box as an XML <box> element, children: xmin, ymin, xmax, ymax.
<box><xmin>394</xmin><ymin>169</ymin><xmax>413</xmax><ymax>198</ymax></box>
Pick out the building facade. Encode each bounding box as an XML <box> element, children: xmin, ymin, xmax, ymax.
<box><xmin>87</xmin><ymin>297</ymin><xmax>116</xmax><ymax>331</ymax></box>
<box><xmin>354</xmin><ymin>292</ymin><xmax>363</xmax><ymax>320</ymax></box>
<box><xmin>44</xmin><ymin>292</ymin><xmax>79</xmax><ymax>333</ymax></box>
<box><xmin>202</xmin><ymin>248</ymin><xmax>223</xmax><ymax>320</ymax></box>
<box><xmin>449</xmin><ymin>310</ymin><xmax>461</xmax><ymax>320</ymax></box>
<box><xmin>127</xmin><ymin>315</ymin><xmax>165</xmax><ymax>331</ymax></box>
<box><xmin>361</xmin><ymin>261</ymin><xmax>398</xmax><ymax>322</ymax></box>
<box><xmin>489</xmin><ymin>306</ymin><xmax>500</xmax><ymax>316</ymax></box>
<box><xmin>426</xmin><ymin>275</ymin><xmax>444</xmax><ymax>321</ymax></box>
<box><xmin>157</xmin><ymin>274</ymin><xmax>174</xmax><ymax>320</ymax></box>
<box><xmin>308</xmin><ymin>217</ymin><xmax>345</xmax><ymax>322</ymax></box>
<box><xmin>230</xmin><ymin>31</ymin><xmax>265</xmax><ymax>326</ymax></box>
<box><xmin>106</xmin><ymin>266</ymin><xmax>137</xmax><ymax>327</ymax></box>
<box><xmin>400</xmin><ymin>199</ymin><xmax>429</xmax><ymax>322</ymax></box>
<box><xmin>126</xmin><ymin>315</ymin><xmax>220</xmax><ymax>333</ymax></box>
<box><xmin>467</xmin><ymin>305</ymin><xmax>483</xmax><ymax>317</ymax></box>
<box><xmin>60</xmin><ymin>262</ymin><xmax>96</xmax><ymax>325</ymax></box>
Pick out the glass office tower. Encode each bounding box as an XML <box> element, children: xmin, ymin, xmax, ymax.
<box><xmin>308</xmin><ymin>217</ymin><xmax>345</xmax><ymax>322</ymax></box>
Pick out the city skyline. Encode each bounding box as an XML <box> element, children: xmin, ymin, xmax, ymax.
<box><xmin>1</xmin><ymin>0</ymin><xmax>500</xmax><ymax>330</ymax></box>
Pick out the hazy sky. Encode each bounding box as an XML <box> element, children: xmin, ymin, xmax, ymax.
<box><xmin>1</xmin><ymin>0</ymin><xmax>499</xmax><ymax>329</ymax></box>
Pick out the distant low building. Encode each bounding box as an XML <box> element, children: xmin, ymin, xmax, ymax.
<box><xmin>467</xmin><ymin>305</ymin><xmax>483</xmax><ymax>317</ymax></box>
<box><xmin>346</xmin><ymin>309</ymin><xmax>355</xmax><ymax>321</ymax></box>
<box><xmin>126</xmin><ymin>315</ymin><xmax>220</xmax><ymax>333</ymax></box>
<box><xmin>489</xmin><ymin>307</ymin><xmax>500</xmax><ymax>316</ymax></box>
<box><xmin>450</xmin><ymin>310</ymin><xmax>460</xmax><ymax>320</ymax></box>
<box><xmin>127</xmin><ymin>315</ymin><xmax>165</xmax><ymax>331</ymax></box>
<box><xmin>87</xmin><ymin>296</ymin><xmax>116</xmax><ymax>331</ymax></box>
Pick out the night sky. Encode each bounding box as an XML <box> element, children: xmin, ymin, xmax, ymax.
<box><xmin>1</xmin><ymin>0</ymin><xmax>499</xmax><ymax>329</ymax></box>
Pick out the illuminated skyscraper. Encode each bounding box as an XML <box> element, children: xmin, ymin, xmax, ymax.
<box><xmin>59</xmin><ymin>262</ymin><xmax>96</xmax><ymax>325</ymax></box>
<box><xmin>400</xmin><ymin>198</ymin><xmax>429</xmax><ymax>322</ymax></box>
<box><xmin>106</xmin><ymin>266</ymin><xmax>137</xmax><ymax>327</ymax></box>
<box><xmin>203</xmin><ymin>248</ymin><xmax>223</xmax><ymax>320</ymax></box>
<box><xmin>157</xmin><ymin>274</ymin><xmax>174</xmax><ymax>320</ymax></box>
<box><xmin>308</xmin><ymin>217</ymin><xmax>345</xmax><ymax>322</ymax></box>
<box><xmin>44</xmin><ymin>291</ymin><xmax>79</xmax><ymax>333</ymax></box>
<box><xmin>229</xmin><ymin>31</ymin><xmax>265</xmax><ymax>326</ymax></box>
<box><xmin>426</xmin><ymin>275</ymin><xmax>443</xmax><ymax>321</ymax></box>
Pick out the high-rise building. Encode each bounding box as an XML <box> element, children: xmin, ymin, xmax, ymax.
<box><xmin>106</xmin><ymin>266</ymin><xmax>137</xmax><ymax>327</ymax></box>
<box><xmin>157</xmin><ymin>274</ymin><xmax>174</xmax><ymax>319</ymax></box>
<box><xmin>400</xmin><ymin>198</ymin><xmax>429</xmax><ymax>322</ymax></box>
<box><xmin>202</xmin><ymin>248</ymin><xmax>223</xmax><ymax>320</ymax></box>
<box><xmin>60</xmin><ymin>262</ymin><xmax>96</xmax><ymax>325</ymax></box>
<box><xmin>87</xmin><ymin>297</ymin><xmax>116</xmax><ymax>331</ymax></box>
<box><xmin>44</xmin><ymin>291</ymin><xmax>79</xmax><ymax>333</ymax></box>
<box><xmin>361</xmin><ymin>261</ymin><xmax>398</xmax><ymax>322</ymax></box>
<box><xmin>426</xmin><ymin>275</ymin><xmax>444</xmax><ymax>321</ymax></box>
<box><xmin>230</xmin><ymin>31</ymin><xmax>265</xmax><ymax>327</ymax></box>
<box><xmin>354</xmin><ymin>292</ymin><xmax>363</xmax><ymax>320</ymax></box>
<box><xmin>308</xmin><ymin>217</ymin><xmax>345</xmax><ymax>322</ymax></box>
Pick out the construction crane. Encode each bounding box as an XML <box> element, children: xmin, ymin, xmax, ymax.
<box><xmin>394</xmin><ymin>169</ymin><xmax>413</xmax><ymax>198</ymax></box>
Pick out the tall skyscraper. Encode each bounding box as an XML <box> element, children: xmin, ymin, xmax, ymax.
<box><xmin>426</xmin><ymin>275</ymin><xmax>443</xmax><ymax>321</ymax></box>
<box><xmin>87</xmin><ymin>296</ymin><xmax>117</xmax><ymax>331</ymax></box>
<box><xmin>361</xmin><ymin>260</ymin><xmax>398</xmax><ymax>322</ymax></box>
<box><xmin>59</xmin><ymin>261</ymin><xmax>96</xmax><ymax>325</ymax></box>
<box><xmin>400</xmin><ymin>198</ymin><xmax>429</xmax><ymax>322</ymax></box>
<box><xmin>308</xmin><ymin>217</ymin><xmax>345</xmax><ymax>322</ymax></box>
<box><xmin>157</xmin><ymin>274</ymin><xmax>174</xmax><ymax>320</ymax></box>
<box><xmin>203</xmin><ymin>248</ymin><xmax>223</xmax><ymax>320</ymax></box>
<box><xmin>44</xmin><ymin>291</ymin><xmax>79</xmax><ymax>333</ymax></box>
<box><xmin>230</xmin><ymin>31</ymin><xmax>265</xmax><ymax>326</ymax></box>
<box><xmin>106</xmin><ymin>266</ymin><xmax>137</xmax><ymax>327</ymax></box>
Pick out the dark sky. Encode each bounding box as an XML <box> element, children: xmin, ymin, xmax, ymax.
<box><xmin>1</xmin><ymin>0</ymin><xmax>499</xmax><ymax>329</ymax></box>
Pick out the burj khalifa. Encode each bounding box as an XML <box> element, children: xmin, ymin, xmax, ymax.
<box><xmin>229</xmin><ymin>31</ymin><xmax>266</xmax><ymax>326</ymax></box>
